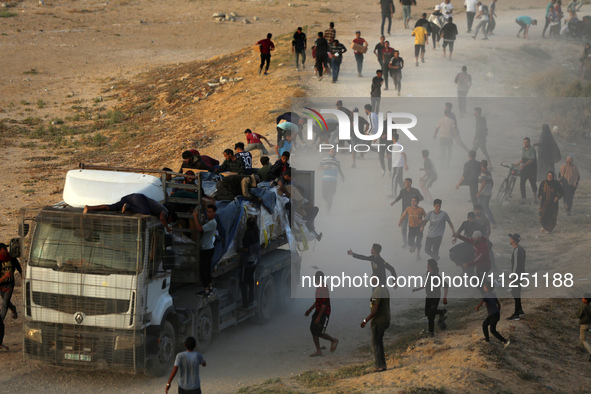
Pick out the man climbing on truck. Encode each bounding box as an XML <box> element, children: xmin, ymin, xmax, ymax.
<box><xmin>83</xmin><ymin>193</ymin><xmax>177</xmax><ymax>232</ymax></box>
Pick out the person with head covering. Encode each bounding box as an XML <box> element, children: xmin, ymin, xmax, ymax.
<box><xmin>536</xmin><ymin>124</ymin><xmax>562</xmax><ymax>180</ymax></box>
<box><xmin>558</xmin><ymin>156</ymin><xmax>580</xmax><ymax>215</ymax></box>
<box><xmin>537</xmin><ymin>171</ymin><xmax>564</xmax><ymax>233</ymax></box>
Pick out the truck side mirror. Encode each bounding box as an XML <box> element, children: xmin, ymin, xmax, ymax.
<box><xmin>20</xmin><ymin>223</ymin><xmax>30</xmax><ymax>237</ymax></box>
<box><xmin>9</xmin><ymin>238</ymin><xmax>20</xmax><ymax>258</ymax></box>
<box><xmin>162</xmin><ymin>250</ymin><xmax>176</xmax><ymax>271</ymax></box>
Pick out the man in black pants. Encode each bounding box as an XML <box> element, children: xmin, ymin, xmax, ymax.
<box><xmin>380</xmin><ymin>0</ymin><xmax>395</xmax><ymax>36</ymax></box>
<box><xmin>477</xmin><ymin>284</ymin><xmax>510</xmax><ymax>347</ymax></box>
<box><xmin>507</xmin><ymin>233</ymin><xmax>526</xmax><ymax>321</ymax></box>
<box><xmin>255</xmin><ymin>33</ymin><xmax>275</xmax><ymax>75</ymax></box>
<box><xmin>413</xmin><ymin>259</ymin><xmax>448</xmax><ymax>337</ymax></box>
<box><xmin>391</xmin><ymin>178</ymin><xmax>423</xmax><ymax>248</ymax></box>
<box><xmin>456</xmin><ymin>150</ymin><xmax>481</xmax><ymax>207</ymax></box>
<box><xmin>312</xmin><ymin>31</ymin><xmax>329</xmax><ymax>80</ymax></box>
<box><xmin>515</xmin><ymin>137</ymin><xmax>538</xmax><ymax>204</ymax></box>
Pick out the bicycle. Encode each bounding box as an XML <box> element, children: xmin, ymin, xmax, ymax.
<box><xmin>496</xmin><ymin>161</ymin><xmax>521</xmax><ymax>203</ymax></box>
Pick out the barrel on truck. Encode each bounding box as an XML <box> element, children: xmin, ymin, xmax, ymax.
<box><xmin>19</xmin><ymin>165</ymin><xmax>314</xmax><ymax>376</ymax></box>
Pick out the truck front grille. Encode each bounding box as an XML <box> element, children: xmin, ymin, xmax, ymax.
<box><xmin>32</xmin><ymin>292</ymin><xmax>130</xmax><ymax>315</ymax></box>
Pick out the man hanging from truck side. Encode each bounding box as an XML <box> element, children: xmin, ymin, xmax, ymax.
<box><xmin>193</xmin><ymin>205</ymin><xmax>218</xmax><ymax>296</ymax></box>
<box><xmin>240</xmin><ymin>217</ymin><xmax>260</xmax><ymax>309</ymax></box>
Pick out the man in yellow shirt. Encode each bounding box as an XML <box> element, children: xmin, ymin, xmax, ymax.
<box><xmin>411</xmin><ymin>24</ymin><xmax>429</xmax><ymax>66</ymax></box>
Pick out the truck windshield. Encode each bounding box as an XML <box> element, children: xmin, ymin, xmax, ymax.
<box><xmin>29</xmin><ymin>210</ymin><xmax>144</xmax><ymax>275</ymax></box>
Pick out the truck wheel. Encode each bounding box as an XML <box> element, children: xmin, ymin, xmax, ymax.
<box><xmin>256</xmin><ymin>276</ymin><xmax>275</xmax><ymax>324</ymax></box>
<box><xmin>278</xmin><ymin>268</ymin><xmax>294</xmax><ymax>311</ymax></box>
<box><xmin>196</xmin><ymin>305</ymin><xmax>213</xmax><ymax>352</ymax></box>
<box><xmin>145</xmin><ymin>321</ymin><xmax>176</xmax><ymax>377</ymax></box>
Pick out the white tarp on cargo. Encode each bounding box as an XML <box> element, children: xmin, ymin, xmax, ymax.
<box><xmin>63</xmin><ymin>169</ymin><xmax>165</xmax><ymax>208</ymax></box>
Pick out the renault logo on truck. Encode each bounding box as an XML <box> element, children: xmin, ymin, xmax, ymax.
<box><xmin>74</xmin><ymin>312</ymin><xmax>85</xmax><ymax>324</ymax></box>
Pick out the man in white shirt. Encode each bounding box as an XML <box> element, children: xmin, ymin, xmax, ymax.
<box><xmin>471</xmin><ymin>1</ymin><xmax>489</xmax><ymax>40</ymax></box>
<box><xmin>391</xmin><ymin>133</ymin><xmax>408</xmax><ymax>196</ymax></box>
<box><xmin>464</xmin><ymin>0</ymin><xmax>478</xmax><ymax>32</ymax></box>
<box><xmin>440</xmin><ymin>0</ymin><xmax>454</xmax><ymax>21</ymax></box>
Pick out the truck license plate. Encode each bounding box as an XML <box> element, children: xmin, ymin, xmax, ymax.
<box><xmin>65</xmin><ymin>353</ymin><xmax>92</xmax><ymax>362</ymax></box>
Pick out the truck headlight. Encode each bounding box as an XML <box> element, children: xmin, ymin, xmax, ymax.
<box><xmin>114</xmin><ymin>334</ymin><xmax>143</xmax><ymax>350</ymax></box>
<box><xmin>25</xmin><ymin>327</ymin><xmax>42</xmax><ymax>344</ymax></box>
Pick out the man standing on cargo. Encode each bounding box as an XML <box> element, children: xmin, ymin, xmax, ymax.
<box><xmin>166</xmin><ymin>336</ymin><xmax>206</xmax><ymax>394</ymax></box>
<box><xmin>193</xmin><ymin>205</ymin><xmax>217</xmax><ymax>296</ymax></box>
<box><xmin>305</xmin><ymin>270</ymin><xmax>339</xmax><ymax>357</ymax></box>
<box><xmin>361</xmin><ymin>274</ymin><xmax>390</xmax><ymax>372</ymax></box>
<box><xmin>255</xmin><ymin>33</ymin><xmax>275</xmax><ymax>75</ymax></box>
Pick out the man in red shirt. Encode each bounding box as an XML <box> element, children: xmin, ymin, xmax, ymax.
<box><xmin>305</xmin><ymin>271</ymin><xmax>339</xmax><ymax>357</ymax></box>
<box><xmin>352</xmin><ymin>30</ymin><xmax>368</xmax><ymax>77</ymax></box>
<box><xmin>256</xmin><ymin>33</ymin><xmax>275</xmax><ymax>75</ymax></box>
<box><xmin>244</xmin><ymin>128</ymin><xmax>272</xmax><ymax>155</ymax></box>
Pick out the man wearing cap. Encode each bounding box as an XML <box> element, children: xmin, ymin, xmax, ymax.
<box><xmin>292</xmin><ymin>27</ymin><xmax>307</xmax><ymax>71</ymax></box>
<box><xmin>577</xmin><ymin>293</ymin><xmax>591</xmax><ymax>362</ymax></box>
<box><xmin>454</xmin><ymin>229</ymin><xmax>491</xmax><ymax>276</ymax></box>
<box><xmin>428</xmin><ymin>5</ymin><xmax>445</xmax><ymax>49</ymax></box>
<box><xmin>507</xmin><ymin>233</ymin><xmax>526</xmax><ymax>321</ymax></box>
<box><xmin>352</xmin><ymin>31</ymin><xmax>368</xmax><ymax>77</ymax></box>
<box><xmin>244</xmin><ymin>129</ymin><xmax>273</xmax><ymax>156</ymax></box>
